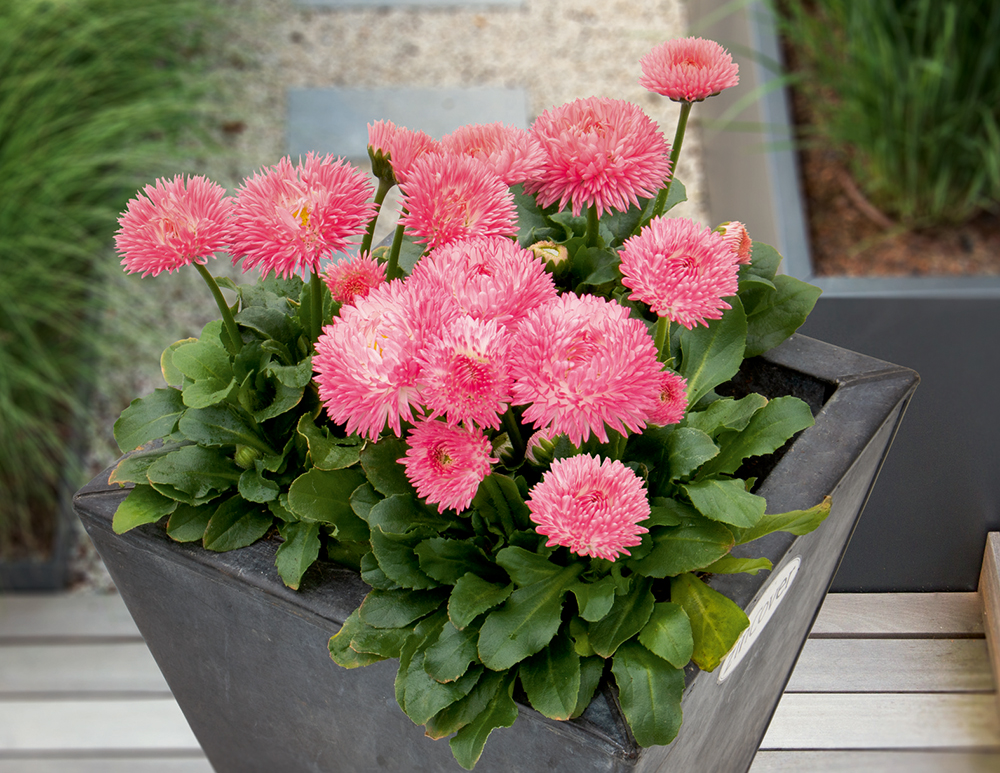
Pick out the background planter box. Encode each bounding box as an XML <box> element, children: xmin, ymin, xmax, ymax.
<box><xmin>688</xmin><ymin>0</ymin><xmax>1000</xmax><ymax>591</ymax></box>
<box><xmin>75</xmin><ymin>335</ymin><xmax>916</xmax><ymax>773</ymax></box>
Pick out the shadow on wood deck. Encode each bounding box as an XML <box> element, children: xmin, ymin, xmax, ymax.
<box><xmin>1</xmin><ymin>591</ymin><xmax>998</xmax><ymax>772</ymax></box>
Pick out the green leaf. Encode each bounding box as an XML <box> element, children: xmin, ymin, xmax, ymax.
<box><xmin>360</xmin><ymin>438</ymin><xmax>414</xmax><ymax>496</ymax></box>
<box><xmin>165</xmin><ymin>503</ymin><xmax>212</xmax><ymax>543</ymax></box>
<box><xmin>172</xmin><ymin>338</ymin><xmax>236</xmax><ymax>409</ymax></box>
<box><xmin>287</xmin><ymin>468</ymin><xmax>369</xmax><ymax>541</ymax></box>
<box><xmin>275</xmin><ymin>521</ymin><xmax>321</xmax><ymax>589</ymax></box>
<box><xmin>350</xmin><ymin>482</ymin><xmax>380</xmax><ymax>521</ymax></box>
<box><xmin>671</xmin><ymin>572</ymin><xmax>749</xmax><ymax>672</ymax></box>
<box><xmin>572</xmin><ymin>656</ymin><xmax>605</xmax><ymax>718</ymax></box>
<box><xmin>745</xmin><ymin>274</ymin><xmax>822</xmax><ymax>358</ymax></box>
<box><xmin>633</xmin><ymin>516</ymin><xmax>734</xmax><ymax>577</ymax></box>
<box><xmin>402</xmin><ymin>653</ymin><xmax>482</xmax><ymax>726</ymax></box>
<box><xmin>611</xmin><ymin>641</ymin><xmax>684</xmax><ymax>747</ymax></box>
<box><xmin>449</xmin><ymin>672</ymin><xmax>518</xmax><ymax>771</ymax></box>
<box><xmin>449</xmin><ymin>574</ymin><xmax>513</xmax><ymax>630</ymax></box>
<box><xmin>359</xmin><ymin>587</ymin><xmax>449</xmax><ymax>629</ymax></box>
<box><xmin>360</xmin><ymin>550</ymin><xmax>401</xmax><ymax>591</ymax></box>
<box><xmin>477</xmin><ymin>564</ymin><xmax>582</xmax><ymax>670</ymax></box>
<box><xmin>109</xmin><ymin>442</ymin><xmax>189</xmax><ymax>486</ymax></box>
<box><xmin>495</xmin><ymin>546</ymin><xmax>563</xmax><ymax>587</ymax></box>
<box><xmin>698</xmin><ymin>396</ymin><xmax>815</xmax><ymax>478</ymax></box>
<box><xmin>569</xmin><ymin>576</ymin><xmax>616</xmax><ymax>622</ymax></box>
<box><xmin>743</xmin><ymin>241</ymin><xmax>782</xmax><ymax>282</ymax></box>
<box><xmin>575</xmin><ymin>246</ymin><xmax>620</xmax><ymax>286</ymax></box>
<box><xmin>667</xmin><ymin>427</ymin><xmax>720</xmax><ymax>479</ymax></box>
<box><xmin>645</xmin><ymin>497</ymin><xmax>686</xmax><ymax>528</ymax></box>
<box><xmin>112</xmin><ymin>485</ymin><xmax>177</xmax><ymax>533</ymax></box>
<box><xmin>513</xmin><ymin>184</ymin><xmax>561</xmax><ymax>246</ymax></box>
<box><xmin>426</xmin><ymin>670</ymin><xmax>505</xmax><ymax>740</ymax></box>
<box><xmin>424</xmin><ymin>621</ymin><xmax>480</xmax><ymax>683</ymax></box>
<box><xmin>160</xmin><ymin>339</ymin><xmax>195</xmax><ymax>388</ymax></box>
<box><xmin>202</xmin><ymin>496</ymin><xmax>273</xmax><ymax>552</ymax></box>
<box><xmin>238</xmin><ymin>465</ymin><xmax>279</xmax><ymax>503</ymax></box>
<box><xmin>113</xmin><ymin>388</ymin><xmax>185</xmax><ymax>453</ymax></box>
<box><xmin>588</xmin><ymin>576</ymin><xmax>655</xmax><ymax>658</ymax></box>
<box><xmin>703</xmin><ymin>556</ymin><xmax>773</xmax><ymax>576</ymax></box>
<box><xmin>146</xmin><ymin>445</ymin><xmax>242</xmax><ymax>502</ymax></box>
<box><xmin>678</xmin><ymin>296</ymin><xmax>747</xmax><ymax>407</ymax></box>
<box><xmin>329</xmin><ymin>609</ymin><xmax>387</xmax><ymax>668</ymax></box>
<box><xmin>519</xmin><ymin>629</ymin><xmax>580</xmax><ymax>720</ymax></box>
<box><xmin>348</xmin><ymin>619</ymin><xmax>411</xmax><ymax>659</ymax></box>
<box><xmin>683</xmin><ymin>394</ymin><xmax>768</xmax><ymax>439</ymax></box>
<box><xmin>415</xmin><ymin>538</ymin><xmax>493</xmax><ymax>584</ymax></box>
<box><xmin>473</xmin><ymin>474</ymin><xmax>532</xmax><ymax>534</ymax></box>
<box><xmin>638</xmin><ymin>602</ymin><xmax>694</xmax><ymax>668</ymax></box>
<box><xmin>235</xmin><ymin>305</ymin><xmax>293</xmax><ymax>343</ymax></box>
<box><xmin>268</xmin><ymin>359</ymin><xmax>314</xmax><ymax>389</ymax></box>
<box><xmin>370</xmin><ymin>526</ymin><xmax>438</xmax><ymax>590</ymax></box>
<box><xmin>296</xmin><ymin>414</ymin><xmax>361</xmax><ymax>471</ymax></box>
<box><xmin>731</xmin><ymin>496</ymin><xmax>832</xmax><ymax>545</ymax></box>
<box><xmin>178</xmin><ymin>404</ymin><xmax>275</xmax><ymax>455</ymax></box>
<box><xmin>682</xmin><ymin>478</ymin><xmax>767</xmax><ymax>529</ymax></box>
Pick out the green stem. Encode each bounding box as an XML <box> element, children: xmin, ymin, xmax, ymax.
<box><xmin>635</xmin><ymin>100</ymin><xmax>694</xmax><ymax>236</ymax></box>
<box><xmin>584</xmin><ymin>204</ymin><xmax>600</xmax><ymax>248</ymax></box>
<box><xmin>360</xmin><ymin>177</ymin><xmax>394</xmax><ymax>256</ymax></box>
<box><xmin>653</xmin><ymin>315</ymin><xmax>672</xmax><ymax>363</ymax></box>
<box><xmin>309</xmin><ymin>270</ymin><xmax>324</xmax><ymax>344</ymax></box>
<box><xmin>502</xmin><ymin>408</ymin><xmax>526</xmax><ymax>462</ymax></box>
<box><xmin>195</xmin><ymin>263</ymin><xmax>242</xmax><ymax>354</ymax></box>
<box><xmin>385</xmin><ymin>205</ymin><xmax>411</xmax><ymax>281</ymax></box>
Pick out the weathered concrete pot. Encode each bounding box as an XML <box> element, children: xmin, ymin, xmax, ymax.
<box><xmin>75</xmin><ymin>334</ymin><xmax>917</xmax><ymax>773</ymax></box>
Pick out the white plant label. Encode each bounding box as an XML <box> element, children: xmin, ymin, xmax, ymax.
<box><xmin>717</xmin><ymin>556</ymin><xmax>801</xmax><ymax>684</ymax></box>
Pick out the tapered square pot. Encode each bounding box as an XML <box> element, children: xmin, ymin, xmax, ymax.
<box><xmin>75</xmin><ymin>333</ymin><xmax>917</xmax><ymax>773</ymax></box>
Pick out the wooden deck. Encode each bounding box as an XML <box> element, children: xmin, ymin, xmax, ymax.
<box><xmin>1</xmin><ymin>592</ymin><xmax>998</xmax><ymax>772</ymax></box>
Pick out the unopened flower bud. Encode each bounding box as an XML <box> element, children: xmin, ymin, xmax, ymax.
<box><xmin>714</xmin><ymin>221</ymin><xmax>752</xmax><ymax>265</ymax></box>
<box><xmin>368</xmin><ymin>145</ymin><xmax>396</xmax><ymax>186</ymax></box>
<box><xmin>235</xmin><ymin>444</ymin><xmax>262</xmax><ymax>469</ymax></box>
<box><xmin>493</xmin><ymin>433</ymin><xmax>516</xmax><ymax>467</ymax></box>
<box><xmin>529</xmin><ymin>241</ymin><xmax>570</xmax><ymax>277</ymax></box>
<box><xmin>525</xmin><ymin>430</ymin><xmax>558</xmax><ymax>467</ymax></box>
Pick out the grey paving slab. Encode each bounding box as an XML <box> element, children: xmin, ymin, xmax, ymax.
<box><xmin>287</xmin><ymin>86</ymin><xmax>529</xmax><ymax>158</ymax></box>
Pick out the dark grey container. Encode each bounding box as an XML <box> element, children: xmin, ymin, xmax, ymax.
<box><xmin>75</xmin><ymin>334</ymin><xmax>916</xmax><ymax>773</ymax></box>
<box><xmin>688</xmin><ymin>0</ymin><xmax>1000</xmax><ymax>591</ymax></box>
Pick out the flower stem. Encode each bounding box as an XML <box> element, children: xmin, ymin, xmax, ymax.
<box><xmin>653</xmin><ymin>100</ymin><xmax>693</xmax><ymax>220</ymax></box>
<box><xmin>195</xmin><ymin>263</ymin><xmax>242</xmax><ymax>354</ymax></box>
<box><xmin>386</xmin><ymin>211</ymin><xmax>408</xmax><ymax>281</ymax></box>
<box><xmin>502</xmin><ymin>408</ymin><xmax>526</xmax><ymax>462</ymax></box>
<box><xmin>309</xmin><ymin>270</ymin><xmax>324</xmax><ymax>344</ymax></box>
<box><xmin>360</xmin><ymin>177</ymin><xmax>394</xmax><ymax>256</ymax></box>
<box><xmin>584</xmin><ymin>204</ymin><xmax>600</xmax><ymax>248</ymax></box>
<box><xmin>654</xmin><ymin>315</ymin><xmax>672</xmax><ymax>363</ymax></box>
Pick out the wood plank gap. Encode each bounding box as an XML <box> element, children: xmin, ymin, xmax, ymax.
<box><xmin>0</xmin><ymin>693</ymin><xmax>176</xmax><ymax>702</ymax></box>
<box><xmin>982</xmin><ymin>533</ymin><xmax>1000</xmax><ymax>717</ymax></box>
<box><xmin>808</xmin><ymin>632</ymin><xmax>985</xmax><ymax>640</ymax></box>
<box><xmin>813</xmin><ymin>593</ymin><xmax>984</xmax><ymax>637</ymax></box>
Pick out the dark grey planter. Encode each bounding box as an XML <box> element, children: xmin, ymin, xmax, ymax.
<box><xmin>688</xmin><ymin>0</ymin><xmax>1000</xmax><ymax>591</ymax></box>
<box><xmin>74</xmin><ymin>334</ymin><xmax>916</xmax><ymax>773</ymax></box>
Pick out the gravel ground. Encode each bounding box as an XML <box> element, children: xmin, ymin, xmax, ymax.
<box><xmin>70</xmin><ymin>0</ymin><xmax>704</xmax><ymax>590</ymax></box>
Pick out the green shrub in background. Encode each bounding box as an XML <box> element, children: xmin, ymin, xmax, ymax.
<box><xmin>775</xmin><ymin>0</ymin><xmax>1000</xmax><ymax>227</ymax></box>
<box><xmin>0</xmin><ymin>0</ymin><xmax>222</xmax><ymax>558</ymax></box>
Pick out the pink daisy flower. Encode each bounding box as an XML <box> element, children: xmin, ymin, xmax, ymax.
<box><xmin>400</xmin><ymin>419</ymin><xmax>497</xmax><ymax>513</ymax></box>
<box><xmin>399</xmin><ymin>153</ymin><xmax>517</xmax><ymax>251</ymax></box>
<box><xmin>417</xmin><ymin>315</ymin><xmax>512</xmax><ymax>430</ymax></box>
<box><xmin>368</xmin><ymin>120</ymin><xmax>441</xmax><ymax>186</ymax></box>
<box><xmin>716</xmin><ymin>220</ymin><xmax>753</xmax><ymax>265</ymax></box>
<box><xmin>527</xmin><ymin>454</ymin><xmax>650</xmax><ymax>562</ymax></box>
<box><xmin>407</xmin><ymin>235</ymin><xmax>556</xmax><ymax>331</ymax></box>
<box><xmin>524</xmin><ymin>96</ymin><xmax>671</xmax><ymax>218</ymax></box>
<box><xmin>639</xmin><ymin>37</ymin><xmax>740</xmax><ymax>103</ymax></box>
<box><xmin>649</xmin><ymin>370</ymin><xmax>688</xmax><ymax>427</ymax></box>
<box><xmin>229</xmin><ymin>153</ymin><xmax>376</xmax><ymax>279</ymax></box>
<box><xmin>322</xmin><ymin>253</ymin><xmax>387</xmax><ymax>305</ymax></box>
<box><xmin>441</xmin><ymin>123</ymin><xmax>546</xmax><ymax>186</ymax></box>
<box><xmin>313</xmin><ymin>279</ymin><xmax>459</xmax><ymax>440</ymax></box>
<box><xmin>116</xmin><ymin>175</ymin><xmax>232</xmax><ymax>278</ymax></box>
<box><xmin>510</xmin><ymin>294</ymin><xmax>662</xmax><ymax>445</ymax></box>
<box><xmin>619</xmin><ymin>216</ymin><xmax>740</xmax><ymax>329</ymax></box>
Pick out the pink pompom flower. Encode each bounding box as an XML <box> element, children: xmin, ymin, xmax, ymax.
<box><xmin>322</xmin><ymin>253</ymin><xmax>387</xmax><ymax>305</ymax></box>
<box><xmin>408</xmin><ymin>235</ymin><xmax>556</xmax><ymax>331</ymax></box>
<box><xmin>368</xmin><ymin>120</ymin><xmax>441</xmax><ymax>186</ymax></box>
<box><xmin>639</xmin><ymin>37</ymin><xmax>740</xmax><ymax>103</ymax></box>
<box><xmin>649</xmin><ymin>370</ymin><xmax>688</xmax><ymax>427</ymax></box>
<box><xmin>399</xmin><ymin>153</ymin><xmax>518</xmax><ymax>250</ymax></box>
<box><xmin>716</xmin><ymin>220</ymin><xmax>753</xmax><ymax>265</ymax></box>
<box><xmin>116</xmin><ymin>175</ymin><xmax>233</xmax><ymax>277</ymax></box>
<box><xmin>527</xmin><ymin>454</ymin><xmax>650</xmax><ymax>562</ymax></box>
<box><xmin>525</xmin><ymin>96</ymin><xmax>671</xmax><ymax>218</ymax></box>
<box><xmin>441</xmin><ymin>122</ymin><xmax>546</xmax><ymax>186</ymax></box>
<box><xmin>619</xmin><ymin>216</ymin><xmax>740</xmax><ymax>329</ymax></box>
<box><xmin>400</xmin><ymin>419</ymin><xmax>497</xmax><ymax>513</ymax></box>
<box><xmin>229</xmin><ymin>153</ymin><xmax>376</xmax><ymax>279</ymax></box>
<box><xmin>510</xmin><ymin>294</ymin><xmax>662</xmax><ymax>445</ymax></box>
<box><xmin>417</xmin><ymin>315</ymin><xmax>513</xmax><ymax>430</ymax></box>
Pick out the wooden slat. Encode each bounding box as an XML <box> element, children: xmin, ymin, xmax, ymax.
<box><xmin>750</xmin><ymin>750</ymin><xmax>1000</xmax><ymax>773</ymax></box>
<box><xmin>812</xmin><ymin>593</ymin><xmax>984</xmax><ymax>637</ymax></box>
<box><xmin>786</xmin><ymin>638</ymin><xmax>994</xmax><ymax>693</ymax></box>
<box><xmin>0</xmin><ymin>700</ymin><xmax>201</xmax><ymax>752</ymax></box>
<box><xmin>0</xmin><ymin>594</ymin><xmax>139</xmax><ymax>641</ymax></box>
<box><xmin>0</xmin><ymin>643</ymin><xmax>169</xmax><ymax>694</ymax></box>
<box><xmin>981</xmin><ymin>533</ymin><xmax>1000</xmax><ymax>705</ymax></box>
<box><xmin>0</xmin><ymin>760</ymin><xmax>213</xmax><ymax>773</ymax></box>
<box><xmin>761</xmin><ymin>693</ymin><xmax>1000</xmax><ymax>750</ymax></box>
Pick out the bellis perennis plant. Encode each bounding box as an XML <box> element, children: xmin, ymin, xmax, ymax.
<box><xmin>110</xmin><ymin>37</ymin><xmax>827</xmax><ymax>770</ymax></box>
